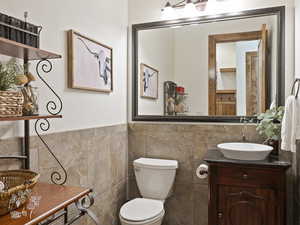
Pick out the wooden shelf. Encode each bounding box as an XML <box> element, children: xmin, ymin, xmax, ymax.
<box><xmin>0</xmin><ymin>37</ymin><xmax>61</xmax><ymax>60</ymax></box>
<box><xmin>0</xmin><ymin>182</ymin><xmax>91</xmax><ymax>225</ymax></box>
<box><xmin>220</xmin><ymin>67</ymin><xmax>236</xmax><ymax>73</ymax></box>
<box><xmin>0</xmin><ymin>115</ymin><xmax>62</xmax><ymax>122</ymax></box>
<box><xmin>176</xmin><ymin>93</ymin><xmax>188</xmax><ymax>96</ymax></box>
<box><xmin>216</xmin><ymin>90</ymin><xmax>236</xmax><ymax>94</ymax></box>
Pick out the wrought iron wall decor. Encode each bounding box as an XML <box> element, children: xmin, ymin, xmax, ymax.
<box><xmin>34</xmin><ymin>59</ymin><xmax>67</xmax><ymax>185</ymax></box>
<box><xmin>36</xmin><ymin>59</ymin><xmax>63</xmax><ymax>115</ymax></box>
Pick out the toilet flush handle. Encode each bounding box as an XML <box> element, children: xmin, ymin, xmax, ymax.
<box><xmin>135</xmin><ymin>167</ymin><xmax>141</xmax><ymax>172</ymax></box>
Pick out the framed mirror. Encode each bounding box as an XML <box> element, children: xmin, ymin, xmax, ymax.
<box><xmin>132</xmin><ymin>6</ymin><xmax>285</xmax><ymax>122</ymax></box>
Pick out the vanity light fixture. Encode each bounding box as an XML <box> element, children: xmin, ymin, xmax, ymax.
<box><xmin>161</xmin><ymin>0</ymin><xmax>208</xmax><ymax>19</ymax></box>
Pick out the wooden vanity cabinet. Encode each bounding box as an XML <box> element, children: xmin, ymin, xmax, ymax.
<box><xmin>205</xmin><ymin>151</ymin><xmax>291</xmax><ymax>225</ymax></box>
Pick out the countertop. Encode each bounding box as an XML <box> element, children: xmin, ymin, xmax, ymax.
<box><xmin>204</xmin><ymin>149</ymin><xmax>291</xmax><ymax>168</ymax></box>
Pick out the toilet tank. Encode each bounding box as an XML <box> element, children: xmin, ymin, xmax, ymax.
<box><xmin>134</xmin><ymin>158</ymin><xmax>178</xmax><ymax>200</ymax></box>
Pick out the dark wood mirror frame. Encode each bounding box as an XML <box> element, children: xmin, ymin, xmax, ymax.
<box><xmin>132</xmin><ymin>6</ymin><xmax>285</xmax><ymax>123</ymax></box>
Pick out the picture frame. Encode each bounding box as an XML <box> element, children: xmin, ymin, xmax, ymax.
<box><xmin>140</xmin><ymin>63</ymin><xmax>158</xmax><ymax>99</ymax></box>
<box><xmin>68</xmin><ymin>30</ymin><xmax>113</xmax><ymax>93</ymax></box>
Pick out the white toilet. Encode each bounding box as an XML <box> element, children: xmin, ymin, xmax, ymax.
<box><xmin>119</xmin><ymin>158</ymin><xmax>178</xmax><ymax>225</ymax></box>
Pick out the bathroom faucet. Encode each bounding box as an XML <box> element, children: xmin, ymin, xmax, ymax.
<box><xmin>240</xmin><ymin>117</ymin><xmax>249</xmax><ymax>142</ymax></box>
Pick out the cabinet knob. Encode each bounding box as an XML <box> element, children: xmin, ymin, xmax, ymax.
<box><xmin>242</xmin><ymin>173</ymin><xmax>248</xmax><ymax>179</ymax></box>
<box><xmin>218</xmin><ymin>212</ymin><xmax>223</xmax><ymax>219</ymax></box>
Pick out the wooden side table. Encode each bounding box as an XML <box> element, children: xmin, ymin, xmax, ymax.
<box><xmin>0</xmin><ymin>183</ymin><xmax>99</xmax><ymax>225</ymax></box>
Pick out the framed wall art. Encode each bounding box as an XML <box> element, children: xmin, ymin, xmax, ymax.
<box><xmin>140</xmin><ymin>63</ymin><xmax>158</xmax><ymax>99</ymax></box>
<box><xmin>68</xmin><ymin>30</ymin><xmax>113</xmax><ymax>93</ymax></box>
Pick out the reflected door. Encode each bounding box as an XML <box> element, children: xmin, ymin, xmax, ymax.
<box><xmin>258</xmin><ymin>24</ymin><xmax>268</xmax><ymax>113</ymax></box>
<box><xmin>246</xmin><ymin>51</ymin><xmax>259</xmax><ymax>116</ymax></box>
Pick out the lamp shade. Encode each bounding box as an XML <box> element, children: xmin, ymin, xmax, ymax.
<box><xmin>162</xmin><ymin>2</ymin><xmax>177</xmax><ymax>19</ymax></box>
<box><xmin>184</xmin><ymin>1</ymin><xmax>199</xmax><ymax>17</ymax></box>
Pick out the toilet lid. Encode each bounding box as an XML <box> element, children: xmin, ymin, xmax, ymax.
<box><xmin>120</xmin><ymin>198</ymin><xmax>164</xmax><ymax>222</ymax></box>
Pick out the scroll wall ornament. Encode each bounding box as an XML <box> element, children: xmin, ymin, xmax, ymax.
<box><xmin>35</xmin><ymin>59</ymin><xmax>62</xmax><ymax>115</ymax></box>
<box><xmin>34</xmin><ymin>59</ymin><xmax>67</xmax><ymax>185</ymax></box>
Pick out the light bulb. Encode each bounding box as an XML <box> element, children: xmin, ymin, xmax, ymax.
<box><xmin>206</xmin><ymin>0</ymin><xmax>219</xmax><ymax>14</ymax></box>
<box><xmin>183</xmin><ymin>1</ymin><xmax>199</xmax><ymax>17</ymax></box>
<box><xmin>162</xmin><ymin>2</ymin><xmax>177</xmax><ymax>20</ymax></box>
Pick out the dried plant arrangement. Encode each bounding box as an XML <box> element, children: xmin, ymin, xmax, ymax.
<box><xmin>0</xmin><ymin>58</ymin><xmax>38</xmax><ymax>117</ymax></box>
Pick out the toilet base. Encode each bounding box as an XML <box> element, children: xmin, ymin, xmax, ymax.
<box><xmin>120</xmin><ymin>210</ymin><xmax>165</xmax><ymax>225</ymax></box>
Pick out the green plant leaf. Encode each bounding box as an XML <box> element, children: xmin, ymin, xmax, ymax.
<box><xmin>0</xmin><ymin>58</ymin><xmax>23</xmax><ymax>91</ymax></box>
<box><xmin>256</xmin><ymin>106</ymin><xmax>285</xmax><ymax>141</ymax></box>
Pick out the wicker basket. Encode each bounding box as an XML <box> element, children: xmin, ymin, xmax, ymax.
<box><xmin>0</xmin><ymin>170</ymin><xmax>40</xmax><ymax>216</ymax></box>
<box><xmin>0</xmin><ymin>91</ymin><xmax>24</xmax><ymax>117</ymax></box>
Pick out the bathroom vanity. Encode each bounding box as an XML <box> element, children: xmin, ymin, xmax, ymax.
<box><xmin>204</xmin><ymin>150</ymin><xmax>291</xmax><ymax>225</ymax></box>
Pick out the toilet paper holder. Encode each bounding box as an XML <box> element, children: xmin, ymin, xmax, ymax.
<box><xmin>199</xmin><ymin>169</ymin><xmax>208</xmax><ymax>176</ymax></box>
<box><xmin>196</xmin><ymin>164</ymin><xmax>209</xmax><ymax>179</ymax></box>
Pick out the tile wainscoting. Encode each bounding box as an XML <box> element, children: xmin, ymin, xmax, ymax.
<box><xmin>128</xmin><ymin>123</ymin><xmax>263</xmax><ymax>225</ymax></box>
<box><xmin>0</xmin><ymin>124</ymin><xmax>128</xmax><ymax>225</ymax></box>
<box><xmin>0</xmin><ymin>122</ymin><xmax>292</xmax><ymax>225</ymax></box>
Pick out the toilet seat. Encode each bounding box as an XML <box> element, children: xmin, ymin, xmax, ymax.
<box><xmin>120</xmin><ymin>198</ymin><xmax>164</xmax><ymax>222</ymax></box>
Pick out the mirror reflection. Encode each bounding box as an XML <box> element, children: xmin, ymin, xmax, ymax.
<box><xmin>138</xmin><ymin>15</ymin><xmax>278</xmax><ymax>117</ymax></box>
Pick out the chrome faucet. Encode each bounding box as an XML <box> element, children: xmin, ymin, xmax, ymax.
<box><xmin>240</xmin><ymin>117</ymin><xmax>249</xmax><ymax>142</ymax></box>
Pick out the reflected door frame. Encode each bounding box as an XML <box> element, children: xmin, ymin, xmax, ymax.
<box><xmin>246</xmin><ymin>51</ymin><xmax>259</xmax><ymax>116</ymax></box>
<box><xmin>208</xmin><ymin>31</ymin><xmax>262</xmax><ymax>116</ymax></box>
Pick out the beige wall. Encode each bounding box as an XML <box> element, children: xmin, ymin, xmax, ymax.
<box><xmin>0</xmin><ymin>0</ymin><xmax>128</xmax><ymax>138</ymax></box>
<box><xmin>216</xmin><ymin>43</ymin><xmax>237</xmax><ymax>91</ymax></box>
<box><xmin>139</xmin><ymin>29</ymin><xmax>175</xmax><ymax>115</ymax></box>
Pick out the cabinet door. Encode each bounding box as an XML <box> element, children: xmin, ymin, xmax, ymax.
<box><xmin>218</xmin><ymin>185</ymin><xmax>277</xmax><ymax>225</ymax></box>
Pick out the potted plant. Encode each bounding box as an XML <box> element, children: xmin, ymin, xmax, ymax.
<box><xmin>256</xmin><ymin>106</ymin><xmax>285</xmax><ymax>157</ymax></box>
<box><xmin>0</xmin><ymin>58</ymin><xmax>38</xmax><ymax>117</ymax></box>
<box><xmin>0</xmin><ymin>58</ymin><xmax>24</xmax><ymax>117</ymax></box>
<box><xmin>18</xmin><ymin>63</ymin><xmax>38</xmax><ymax>116</ymax></box>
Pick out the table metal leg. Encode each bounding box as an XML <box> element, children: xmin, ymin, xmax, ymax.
<box><xmin>75</xmin><ymin>193</ymin><xmax>100</xmax><ymax>225</ymax></box>
<box><xmin>64</xmin><ymin>208</ymin><xmax>68</xmax><ymax>224</ymax></box>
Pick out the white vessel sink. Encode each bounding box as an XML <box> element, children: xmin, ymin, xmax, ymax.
<box><xmin>217</xmin><ymin>143</ymin><xmax>273</xmax><ymax>161</ymax></box>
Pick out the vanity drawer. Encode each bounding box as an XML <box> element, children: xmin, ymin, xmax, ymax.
<box><xmin>216</xmin><ymin>166</ymin><xmax>283</xmax><ymax>188</ymax></box>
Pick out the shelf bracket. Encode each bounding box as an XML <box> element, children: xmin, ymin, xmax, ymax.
<box><xmin>34</xmin><ymin>59</ymin><xmax>67</xmax><ymax>185</ymax></box>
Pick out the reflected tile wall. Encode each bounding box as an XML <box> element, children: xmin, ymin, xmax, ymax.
<box><xmin>0</xmin><ymin>124</ymin><xmax>128</xmax><ymax>225</ymax></box>
<box><xmin>128</xmin><ymin>123</ymin><xmax>262</xmax><ymax>225</ymax></box>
